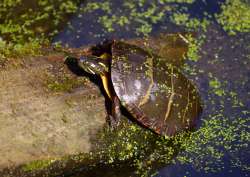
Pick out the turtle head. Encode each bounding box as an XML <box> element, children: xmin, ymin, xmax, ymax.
<box><xmin>78</xmin><ymin>54</ymin><xmax>110</xmax><ymax>75</ymax></box>
<box><xmin>65</xmin><ymin>53</ymin><xmax>110</xmax><ymax>75</ymax></box>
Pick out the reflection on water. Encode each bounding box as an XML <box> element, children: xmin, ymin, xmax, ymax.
<box><xmin>53</xmin><ymin>0</ymin><xmax>249</xmax><ymax>176</ymax></box>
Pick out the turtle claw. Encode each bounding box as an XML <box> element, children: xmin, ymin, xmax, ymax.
<box><xmin>106</xmin><ymin>96</ymin><xmax>121</xmax><ymax>130</ymax></box>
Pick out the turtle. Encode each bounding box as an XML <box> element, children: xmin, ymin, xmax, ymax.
<box><xmin>65</xmin><ymin>40</ymin><xmax>202</xmax><ymax>136</ymax></box>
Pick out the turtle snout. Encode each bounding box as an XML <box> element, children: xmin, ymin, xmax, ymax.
<box><xmin>64</xmin><ymin>56</ymin><xmax>78</xmax><ymax>64</ymax></box>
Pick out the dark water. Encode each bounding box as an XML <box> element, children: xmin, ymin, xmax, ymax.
<box><xmin>53</xmin><ymin>0</ymin><xmax>250</xmax><ymax>176</ymax></box>
<box><xmin>53</xmin><ymin>0</ymin><xmax>226</xmax><ymax>47</ymax></box>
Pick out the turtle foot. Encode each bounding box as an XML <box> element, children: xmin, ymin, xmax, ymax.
<box><xmin>106</xmin><ymin>115</ymin><xmax>120</xmax><ymax>130</ymax></box>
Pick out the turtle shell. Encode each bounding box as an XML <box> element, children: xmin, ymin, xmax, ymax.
<box><xmin>110</xmin><ymin>40</ymin><xmax>202</xmax><ymax>136</ymax></box>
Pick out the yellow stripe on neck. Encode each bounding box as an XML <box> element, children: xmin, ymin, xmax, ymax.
<box><xmin>101</xmin><ymin>74</ymin><xmax>112</xmax><ymax>99</ymax></box>
<box><xmin>100</xmin><ymin>53</ymin><xmax>112</xmax><ymax>98</ymax></box>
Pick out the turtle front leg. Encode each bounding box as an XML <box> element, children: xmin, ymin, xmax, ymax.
<box><xmin>107</xmin><ymin>96</ymin><xmax>121</xmax><ymax>129</ymax></box>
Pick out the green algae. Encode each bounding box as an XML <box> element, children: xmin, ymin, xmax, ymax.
<box><xmin>170</xmin><ymin>13</ymin><xmax>210</xmax><ymax>32</ymax></box>
<box><xmin>185</xmin><ymin>35</ymin><xmax>204</xmax><ymax>62</ymax></box>
<box><xmin>216</xmin><ymin>0</ymin><xmax>250</xmax><ymax>35</ymax></box>
<box><xmin>0</xmin><ymin>38</ymin><xmax>45</xmax><ymax>59</ymax></box>
<box><xmin>83</xmin><ymin>121</ymin><xmax>184</xmax><ymax>176</ymax></box>
<box><xmin>22</xmin><ymin>158</ymin><xmax>57</xmax><ymax>172</ymax></box>
<box><xmin>0</xmin><ymin>0</ymin><xmax>80</xmax><ymax>43</ymax></box>
<box><xmin>100</xmin><ymin>115</ymin><xmax>247</xmax><ymax>175</ymax></box>
<box><xmin>80</xmin><ymin>0</ymin><xmax>195</xmax><ymax>36</ymax></box>
<box><xmin>1</xmin><ymin>0</ymin><xmax>248</xmax><ymax>60</ymax></box>
<box><xmin>0</xmin><ymin>0</ymin><xmax>81</xmax><ymax>58</ymax></box>
<box><xmin>209</xmin><ymin>77</ymin><xmax>225</xmax><ymax>97</ymax></box>
<box><xmin>80</xmin><ymin>0</ymin><xmax>213</xmax><ymax>38</ymax></box>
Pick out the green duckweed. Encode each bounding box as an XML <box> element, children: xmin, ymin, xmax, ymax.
<box><xmin>0</xmin><ymin>0</ymin><xmax>81</xmax><ymax>58</ymax></box>
<box><xmin>216</xmin><ymin>0</ymin><xmax>250</xmax><ymax>35</ymax></box>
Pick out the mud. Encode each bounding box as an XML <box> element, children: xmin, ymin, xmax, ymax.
<box><xmin>0</xmin><ymin>55</ymin><xmax>106</xmax><ymax>168</ymax></box>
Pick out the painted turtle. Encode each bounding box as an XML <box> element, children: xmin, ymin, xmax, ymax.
<box><xmin>65</xmin><ymin>40</ymin><xmax>202</xmax><ymax>136</ymax></box>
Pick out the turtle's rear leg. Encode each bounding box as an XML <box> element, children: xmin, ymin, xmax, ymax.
<box><xmin>107</xmin><ymin>96</ymin><xmax>121</xmax><ymax>129</ymax></box>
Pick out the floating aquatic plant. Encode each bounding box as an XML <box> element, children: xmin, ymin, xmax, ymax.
<box><xmin>216</xmin><ymin>0</ymin><xmax>250</xmax><ymax>35</ymax></box>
